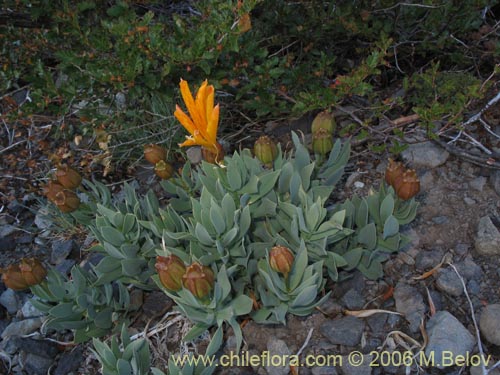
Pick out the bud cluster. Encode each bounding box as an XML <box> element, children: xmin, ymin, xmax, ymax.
<box><xmin>155</xmin><ymin>255</ymin><xmax>215</xmax><ymax>299</ymax></box>
<box><xmin>311</xmin><ymin>110</ymin><xmax>335</xmax><ymax>155</ymax></box>
<box><xmin>1</xmin><ymin>258</ymin><xmax>47</xmax><ymax>291</ymax></box>
<box><xmin>385</xmin><ymin>159</ymin><xmax>420</xmax><ymax>200</ymax></box>
<box><xmin>254</xmin><ymin>135</ymin><xmax>278</xmax><ymax>167</ymax></box>
<box><xmin>143</xmin><ymin>144</ymin><xmax>174</xmax><ymax>179</ymax></box>
<box><xmin>43</xmin><ymin>165</ymin><xmax>82</xmax><ymax>213</ymax></box>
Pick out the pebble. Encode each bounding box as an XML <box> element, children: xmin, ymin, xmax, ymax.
<box><xmin>431</xmin><ymin>216</ymin><xmax>448</xmax><ymax>225</ymax></box>
<box><xmin>0</xmin><ymin>289</ymin><xmax>21</xmax><ymax>315</ymax></box>
<box><xmin>456</xmin><ymin>257</ymin><xmax>482</xmax><ymax>280</ymax></box>
<box><xmin>34</xmin><ymin>209</ymin><xmax>52</xmax><ymax>230</ymax></box>
<box><xmin>338</xmin><ymin>354</ymin><xmax>373</xmax><ymax>375</ymax></box>
<box><xmin>475</xmin><ymin>216</ymin><xmax>500</xmax><ymax>255</ymax></box>
<box><xmin>16</xmin><ymin>337</ymin><xmax>59</xmax><ymax>358</ymax></box>
<box><xmin>186</xmin><ymin>147</ymin><xmax>202</xmax><ymax>164</ymax></box>
<box><xmin>425</xmin><ymin>311</ymin><xmax>475</xmax><ymax>369</ymax></box>
<box><xmin>455</xmin><ymin>243</ymin><xmax>470</xmax><ymax>256</ymax></box>
<box><xmin>0</xmin><ymin>224</ymin><xmax>19</xmax><ymax>237</ymax></box>
<box><xmin>320</xmin><ymin>316</ymin><xmax>365</xmax><ymax>347</ymax></box>
<box><xmin>435</xmin><ymin>268</ymin><xmax>463</xmax><ymax>297</ymax></box>
<box><xmin>54</xmin><ymin>347</ymin><xmax>84</xmax><ymax>375</ymax></box>
<box><xmin>341</xmin><ymin>289</ymin><xmax>365</xmax><ymax>310</ymax></box>
<box><xmin>490</xmin><ymin>170</ymin><xmax>500</xmax><ymax>195</ymax></box>
<box><xmin>21</xmin><ymin>300</ymin><xmax>42</xmax><ymax>319</ymax></box>
<box><xmin>463</xmin><ymin>196</ymin><xmax>476</xmax><ymax>206</ymax></box>
<box><xmin>469</xmin><ymin>176</ymin><xmax>487</xmax><ymax>192</ymax></box>
<box><xmin>1</xmin><ymin>318</ymin><xmax>44</xmax><ymax>339</ymax></box>
<box><xmin>401</xmin><ymin>141</ymin><xmax>449</xmax><ymax>168</ymax></box>
<box><xmin>393</xmin><ymin>283</ymin><xmax>426</xmax><ymax>333</ymax></box>
<box><xmin>55</xmin><ymin>259</ymin><xmax>76</xmax><ymax>275</ymax></box>
<box><xmin>479</xmin><ymin>304</ymin><xmax>500</xmax><ymax>345</ymax></box>
<box><xmin>265</xmin><ymin>338</ymin><xmax>291</xmax><ymax>375</ymax></box>
<box><xmin>415</xmin><ymin>248</ymin><xmax>444</xmax><ymax>271</ymax></box>
<box><xmin>354</xmin><ymin>181</ymin><xmax>365</xmax><ymax>189</ymax></box>
<box><xmin>471</xmin><ymin>365</ymin><xmax>500</xmax><ymax>375</ymax></box>
<box><xmin>141</xmin><ymin>291</ymin><xmax>174</xmax><ymax>320</ymax></box>
<box><xmin>312</xmin><ymin>366</ymin><xmax>338</xmax><ymax>375</ymax></box>
<box><xmin>22</xmin><ymin>353</ymin><xmax>54</xmax><ymax>375</ymax></box>
<box><xmin>319</xmin><ymin>298</ymin><xmax>344</xmax><ymax>316</ymax></box>
<box><xmin>50</xmin><ymin>239</ymin><xmax>75</xmax><ymax>265</ymax></box>
<box><xmin>467</xmin><ymin>279</ymin><xmax>481</xmax><ymax>295</ymax></box>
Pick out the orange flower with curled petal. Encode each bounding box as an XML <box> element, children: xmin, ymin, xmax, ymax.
<box><xmin>174</xmin><ymin>79</ymin><xmax>222</xmax><ymax>161</ymax></box>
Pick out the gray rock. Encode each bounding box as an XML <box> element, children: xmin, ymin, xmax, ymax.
<box><xmin>341</xmin><ymin>289</ymin><xmax>365</xmax><ymax>310</ymax></box>
<box><xmin>435</xmin><ymin>268</ymin><xmax>463</xmax><ymax>297</ymax></box>
<box><xmin>22</xmin><ymin>353</ymin><xmax>53</xmax><ymax>375</ymax></box>
<box><xmin>479</xmin><ymin>304</ymin><xmax>500</xmax><ymax>345</ymax></box>
<box><xmin>419</xmin><ymin>171</ymin><xmax>434</xmax><ymax>191</ymax></box>
<box><xmin>1</xmin><ymin>318</ymin><xmax>43</xmax><ymax>339</ymax></box>
<box><xmin>463</xmin><ymin>196</ymin><xmax>476</xmax><ymax>205</ymax></box>
<box><xmin>467</xmin><ymin>279</ymin><xmax>481</xmax><ymax>295</ymax></box>
<box><xmin>51</xmin><ymin>239</ymin><xmax>75</xmax><ymax>265</ymax></box>
<box><xmin>0</xmin><ymin>319</ymin><xmax>9</xmax><ymax>337</ymax></box>
<box><xmin>34</xmin><ymin>208</ymin><xmax>52</xmax><ymax>230</ymax></box>
<box><xmin>393</xmin><ymin>283</ymin><xmax>426</xmax><ymax>333</ymax></box>
<box><xmin>471</xmin><ymin>365</ymin><xmax>500</xmax><ymax>375</ymax></box>
<box><xmin>55</xmin><ymin>259</ymin><xmax>75</xmax><ymax>275</ymax></box>
<box><xmin>431</xmin><ymin>216</ymin><xmax>449</xmax><ymax>225</ymax></box>
<box><xmin>469</xmin><ymin>176</ymin><xmax>487</xmax><ymax>192</ymax></box>
<box><xmin>0</xmin><ymin>289</ymin><xmax>21</xmax><ymax>315</ymax></box>
<box><xmin>0</xmin><ymin>224</ymin><xmax>19</xmax><ymax>237</ymax></box>
<box><xmin>338</xmin><ymin>354</ymin><xmax>373</xmax><ymax>375</ymax></box>
<box><xmin>425</xmin><ymin>311</ymin><xmax>475</xmax><ymax>369</ymax></box>
<box><xmin>312</xmin><ymin>366</ymin><xmax>338</xmax><ymax>375</ymax></box>
<box><xmin>491</xmin><ymin>170</ymin><xmax>500</xmax><ymax>195</ymax></box>
<box><xmin>455</xmin><ymin>243</ymin><xmax>469</xmax><ymax>256</ymax></box>
<box><xmin>265</xmin><ymin>338</ymin><xmax>291</xmax><ymax>375</ymax></box>
<box><xmin>54</xmin><ymin>347</ymin><xmax>84</xmax><ymax>375</ymax></box>
<box><xmin>456</xmin><ymin>258</ymin><xmax>482</xmax><ymax>280</ymax></box>
<box><xmin>428</xmin><ymin>291</ymin><xmax>443</xmax><ymax>312</ymax></box>
<box><xmin>320</xmin><ymin>316</ymin><xmax>365</xmax><ymax>346</ymax></box>
<box><xmin>415</xmin><ymin>249</ymin><xmax>444</xmax><ymax>271</ymax></box>
<box><xmin>318</xmin><ymin>298</ymin><xmax>343</xmax><ymax>316</ymax></box>
<box><xmin>0</xmin><ymin>236</ymin><xmax>16</xmax><ymax>252</ymax></box>
<box><xmin>401</xmin><ymin>141</ymin><xmax>449</xmax><ymax>168</ymax></box>
<box><xmin>366</xmin><ymin>314</ymin><xmax>387</xmax><ymax>334</ymax></box>
<box><xmin>186</xmin><ymin>147</ymin><xmax>202</xmax><ymax>164</ymax></box>
<box><xmin>21</xmin><ymin>300</ymin><xmax>42</xmax><ymax>319</ymax></box>
<box><xmin>16</xmin><ymin>337</ymin><xmax>59</xmax><ymax>358</ymax></box>
<box><xmin>475</xmin><ymin>216</ymin><xmax>500</xmax><ymax>255</ymax></box>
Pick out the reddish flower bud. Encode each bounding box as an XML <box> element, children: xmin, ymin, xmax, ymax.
<box><xmin>54</xmin><ymin>190</ymin><xmax>80</xmax><ymax>213</ymax></box>
<box><xmin>43</xmin><ymin>181</ymin><xmax>65</xmax><ymax>203</ymax></box>
<box><xmin>394</xmin><ymin>169</ymin><xmax>420</xmax><ymax>200</ymax></box>
<box><xmin>254</xmin><ymin>136</ymin><xmax>277</xmax><ymax>166</ymax></box>
<box><xmin>155</xmin><ymin>255</ymin><xmax>186</xmax><ymax>292</ymax></box>
<box><xmin>55</xmin><ymin>165</ymin><xmax>82</xmax><ymax>189</ymax></box>
<box><xmin>144</xmin><ymin>144</ymin><xmax>167</xmax><ymax>165</ymax></box>
<box><xmin>154</xmin><ymin>160</ymin><xmax>174</xmax><ymax>180</ymax></box>
<box><xmin>1</xmin><ymin>264</ymin><xmax>30</xmax><ymax>291</ymax></box>
<box><xmin>182</xmin><ymin>262</ymin><xmax>215</xmax><ymax>299</ymax></box>
<box><xmin>201</xmin><ymin>143</ymin><xmax>225</xmax><ymax>164</ymax></box>
<box><xmin>312</xmin><ymin>128</ymin><xmax>333</xmax><ymax>155</ymax></box>
<box><xmin>19</xmin><ymin>258</ymin><xmax>47</xmax><ymax>286</ymax></box>
<box><xmin>269</xmin><ymin>246</ymin><xmax>295</xmax><ymax>277</ymax></box>
<box><xmin>385</xmin><ymin>159</ymin><xmax>405</xmax><ymax>187</ymax></box>
<box><xmin>311</xmin><ymin>110</ymin><xmax>336</xmax><ymax>134</ymax></box>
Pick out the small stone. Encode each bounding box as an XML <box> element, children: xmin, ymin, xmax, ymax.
<box><xmin>354</xmin><ymin>181</ymin><xmax>365</xmax><ymax>189</ymax></box>
<box><xmin>401</xmin><ymin>141</ymin><xmax>449</xmax><ymax>168</ymax></box>
<box><xmin>318</xmin><ymin>298</ymin><xmax>343</xmax><ymax>316</ymax></box>
<box><xmin>431</xmin><ymin>216</ymin><xmax>448</xmax><ymax>225</ymax></box>
<box><xmin>312</xmin><ymin>366</ymin><xmax>338</xmax><ymax>375</ymax></box>
<box><xmin>341</xmin><ymin>289</ymin><xmax>365</xmax><ymax>310</ymax></box>
<box><xmin>415</xmin><ymin>249</ymin><xmax>444</xmax><ymax>271</ymax></box>
<box><xmin>469</xmin><ymin>176</ymin><xmax>487</xmax><ymax>192</ymax></box>
<box><xmin>55</xmin><ymin>259</ymin><xmax>75</xmax><ymax>275</ymax></box>
<box><xmin>54</xmin><ymin>347</ymin><xmax>84</xmax><ymax>375</ymax></box>
<box><xmin>435</xmin><ymin>268</ymin><xmax>463</xmax><ymax>297</ymax></box>
<box><xmin>129</xmin><ymin>289</ymin><xmax>144</xmax><ymax>311</ymax></box>
<box><xmin>0</xmin><ymin>225</ymin><xmax>19</xmax><ymax>237</ymax></box>
<box><xmin>141</xmin><ymin>291</ymin><xmax>174</xmax><ymax>320</ymax></box>
<box><xmin>345</xmin><ymin>172</ymin><xmax>362</xmax><ymax>188</ymax></box>
<box><xmin>471</xmin><ymin>365</ymin><xmax>500</xmax><ymax>375</ymax></box>
<box><xmin>428</xmin><ymin>291</ymin><xmax>443</xmax><ymax>311</ymax></box>
<box><xmin>16</xmin><ymin>337</ymin><xmax>59</xmax><ymax>358</ymax></box>
<box><xmin>479</xmin><ymin>304</ymin><xmax>500</xmax><ymax>346</ymax></box>
<box><xmin>320</xmin><ymin>316</ymin><xmax>365</xmax><ymax>347</ymax></box>
<box><xmin>0</xmin><ymin>236</ymin><xmax>16</xmax><ymax>252</ymax></box>
<box><xmin>419</xmin><ymin>171</ymin><xmax>434</xmax><ymax>191</ymax></box>
<box><xmin>393</xmin><ymin>283</ymin><xmax>426</xmax><ymax>333</ymax></box>
<box><xmin>21</xmin><ymin>300</ymin><xmax>42</xmax><ymax>319</ymax></box>
<box><xmin>463</xmin><ymin>196</ymin><xmax>476</xmax><ymax>206</ymax></box>
<box><xmin>456</xmin><ymin>258</ymin><xmax>482</xmax><ymax>280</ymax></box>
<box><xmin>338</xmin><ymin>354</ymin><xmax>373</xmax><ymax>375</ymax></box>
<box><xmin>425</xmin><ymin>311</ymin><xmax>475</xmax><ymax>369</ymax></box>
<box><xmin>366</xmin><ymin>314</ymin><xmax>387</xmax><ymax>334</ymax></box>
<box><xmin>186</xmin><ymin>147</ymin><xmax>202</xmax><ymax>164</ymax></box>
<box><xmin>1</xmin><ymin>318</ymin><xmax>43</xmax><ymax>339</ymax></box>
<box><xmin>34</xmin><ymin>208</ymin><xmax>52</xmax><ymax>230</ymax></box>
<box><xmin>0</xmin><ymin>289</ymin><xmax>21</xmax><ymax>315</ymax></box>
<box><xmin>455</xmin><ymin>243</ymin><xmax>469</xmax><ymax>256</ymax></box>
<box><xmin>265</xmin><ymin>338</ymin><xmax>291</xmax><ymax>375</ymax></box>
<box><xmin>51</xmin><ymin>240</ymin><xmax>75</xmax><ymax>265</ymax></box>
<box><xmin>490</xmin><ymin>170</ymin><xmax>500</xmax><ymax>195</ymax></box>
<box><xmin>23</xmin><ymin>353</ymin><xmax>53</xmax><ymax>375</ymax></box>
<box><xmin>475</xmin><ymin>216</ymin><xmax>500</xmax><ymax>256</ymax></box>
<box><xmin>467</xmin><ymin>279</ymin><xmax>480</xmax><ymax>295</ymax></box>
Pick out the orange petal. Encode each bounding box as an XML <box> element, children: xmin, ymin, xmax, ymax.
<box><xmin>174</xmin><ymin>105</ymin><xmax>196</xmax><ymax>135</ymax></box>
<box><xmin>195</xmin><ymin>80</ymin><xmax>209</xmax><ymax>126</ymax></box>
<box><xmin>207</xmin><ymin>104</ymin><xmax>219</xmax><ymax>143</ymax></box>
<box><xmin>205</xmin><ymin>86</ymin><xmax>215</xmax><ymax>123</ymax></box>
<box><xmin>179</xmin><ymin>135</ymin><xmax>212</xmax><ymax>148</ymax></box>
<box><xmin>179</xmin><ymin>79</ymin><xmax>204</xmax><ymax>129</ymax></box>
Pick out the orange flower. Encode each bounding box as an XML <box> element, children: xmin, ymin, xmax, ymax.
<box><xmin>174</xmin><ymin>79</ymin><xmax>221</xmax><ymax>156</ymax></box>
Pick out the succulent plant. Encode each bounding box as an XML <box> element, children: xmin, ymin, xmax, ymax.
<box><xmin>55</xmin><ymin>165</ymin><xmax>82</xmax><ymax>189</ymax></box>
<box><xmin>155</xmin><ymin>255</ymin><xmax>186</xmax><ymax>292</ymax></box>
<box><xmin>269</xmin><ymin>246</ymin><xmax>294</xmax><ymax>277</ymax></box>
<box><xmin>182</xmin><ymin>262</ymin><xmax>215</xmax><ymax>299</ymax></box>
<box><xmin>312</xmin><ymin>128</ymin><xmax>334</xmax><ymax>155</ymax></box>
<box><xmin>144</xmin><ymin>144</ymin><xmax>167</xmax><ymax>164</ymax></box>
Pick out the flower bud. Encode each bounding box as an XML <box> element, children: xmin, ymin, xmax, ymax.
<box><xmin>201</xmin><ymin>143</ymin><xmax>225</xmax><ymax>164</ymax></box>
<box><xmin>393</xmin><ymin>169</ymin><xmax>420</xmax><ymax>200</ymax></box>
<box><xmin>155</xmin><ymin>255</ymin><xmax>186</xmax><ymax>292</ymax></box>
<box><xmin>312</xmin><ymin>128</ymin><xmax>333</xmax><ymax>155</ymax></box>
<box><xmin>19</xmin><ymin>258</ymin><xmax>47</xmax><ymax>286</ymax></box>
<box><xmin>55</xmin><ymin>165</ymin><xmax>82</xmax><ymax>189</ymax></box>
<box><xmin>312</xmin><ymin>110</ymin><xmax>336</xmax><ymax>134</ymax></box>
<box><xmin>269</xmin><ymin>246</ymin><xmax>294</xmax><ymax>277</ymax></box>
<box><xmin>43</xmin><ymin>181</ymin><xmax>65</xmax><ymax>203</ymax></box>
<box><xmin>54</xmin><ymin>190</ymin><xmax>80</xmax><ymax>213</ymax></box>
<box><xmin>1</xmin><ymin>264</ymin><xmax>29</xmax><ymax>291</ymax></box>
<box><xmin>144</xmin><ymin>144</ymin><xmax>167</xmax><ymax>164</ymax></box>
<box><xmin>254</xmin><ymin>136</ymin><xmax>277</xmax><ymax>166</ymax></box>
<box><xmin>182</xmin><ymin>262</ymin><xmax>215</xmax><ymax>299</ymax></box>
<box><xmin>154</xmin><ymin>160</ymin><xmax>174</xmax><ymax>180</ymax></box>
<box><xmin>385</xmin><ymin>158</ymin><xmax>405</xmax><ymax>187</ymax></box>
